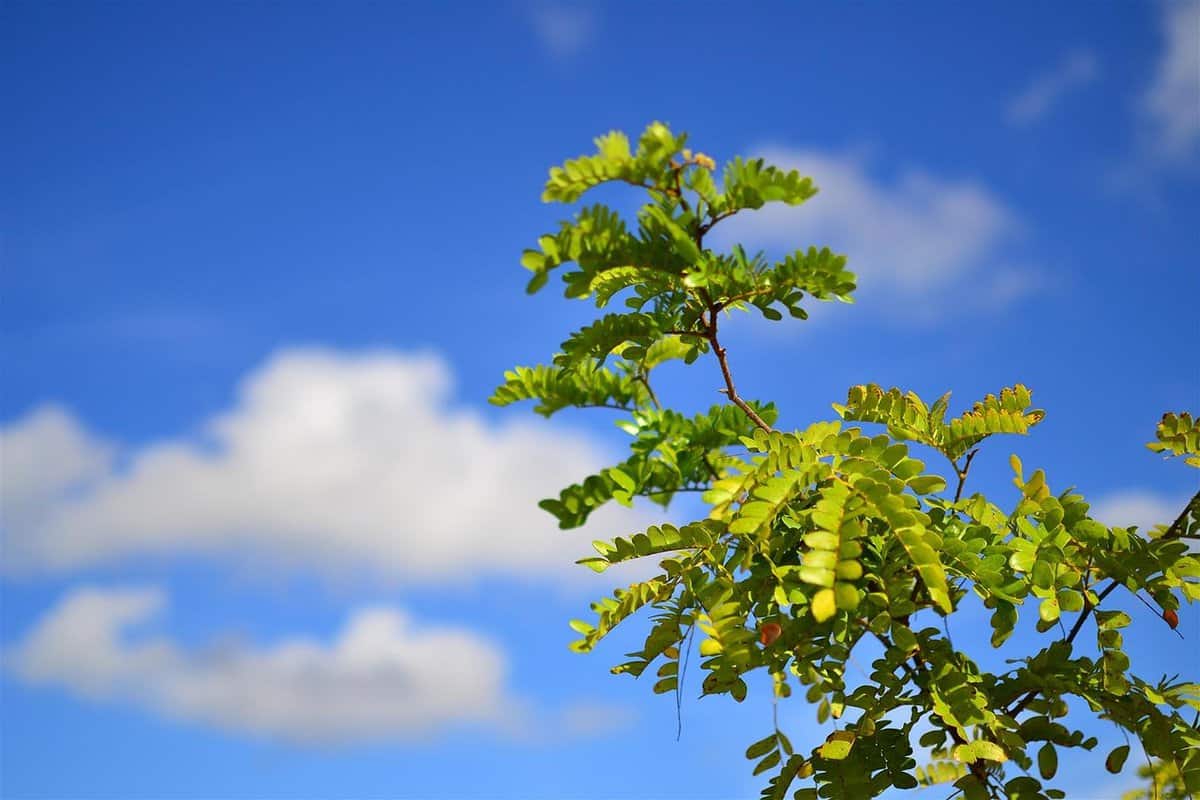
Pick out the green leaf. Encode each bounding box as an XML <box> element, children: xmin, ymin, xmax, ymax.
<box><xmin>811</xmin><ymin>588</ymin><xmax>837</xmax><ymax>622</ymax></box>
<box><xmin>1105</xmin><ymin>744</ymin><xmax>1130</xmax><ymax>773</ymax></box>
<box><xmin>818</xmin><ymin>731</ymin><xmax>856</xmax><ymax>760</ymax></box>
<box><xmin>908</xmin><ymin>475</ymin><xmax>947</xmax><ymax>495</ymax></box>
<box><xmin>1057</xmin><ymin>588</ymin><xmax>1084</xmax><ymax>612</ymax></box>
<box><xmin>1038</xmin><ymin>743</ymin><xmax>1058</xmax><ymax>780</ymax></box>
<box><xmin>834</xmin><ymin>582</ymin><xmax>859</xmax><ymax>611</ymax></box>
<box><xmin>752</xmin><ymin>749</ymin><xmax>781</xmax><ymax>775</ymax></box>
<box><xmin>952</xmin><ymin>741</ymin><xmax>1006</xmax><ymax>763</ymax></box>
<box><xmin>746</xmin><ymin>733</ymin><xmax>777</xmax><ymax>760</ymax></box>
<box><xmin>609</xmin><ymin>468</ymin><xmax>636</xmax><ymax>493</ymax></box>
<box><xmin>1039</xmin><ymin>596</ymin><xmax>1060</xmax><ymax>623</ymax></box>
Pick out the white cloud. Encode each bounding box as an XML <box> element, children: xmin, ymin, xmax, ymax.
<box><xmin>0</xmin><ymin>348</ymin><xmax>656</xmax><ymax>581</ymax></box>
<box><xmin>1143</xmin><ymin>0</ymin><xmax>1200</xmax><ymax>160</ymax></box>
<box><xmin>529</xmin><ymin>3</ymin><xmax>597</xmax><ymax>58</ymax></box>
<box><xmin>1091</xmin><ymin>489</ymin><xmax>1184</xmax><ymax>531</ymax></box>
<box><xmin>8</xmin><ymin>585</ymin><xmax>516</xmax><ymax>743</ymax></box>
<box><xmin>1</xmin><ymin>406</ymin><xmax>115</xmax><ymax>529</ymax></box>
<box><xmin>1007</xmin><ymin>49</ymin><xmax>1099</xmax><ymax>126</ymax></box>
<box><xmin>8</xmin><ymin>586</ymin><xmax>640</xmax><ymax>744</ymax></box>
<box><xmin>717</xmin><ymin>148</ymin><xmax>1034</xmax><ymax>311</ymax></box>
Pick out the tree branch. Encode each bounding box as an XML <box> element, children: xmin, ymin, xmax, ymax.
<box><xmin>706</xmin><ymin>307</ymin><xmax>773</xmax><ymax>434</ymax></box>
<box><xmin>697</xmin><ymin>208</ymin><xmax>740</xmax><ymax>236</ymax></box>
<box><xmin>953</xmin><ymin>449</ymin><xmax>979</xmax><ymax>504</ymax></box>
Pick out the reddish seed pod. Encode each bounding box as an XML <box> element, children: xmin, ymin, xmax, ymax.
<box><xmin>759</xmin><ymin>622</ymin><xmax>782</xmax><ymax>646</ymax></box>
<box><xmin>1163</xmin><ymin>608</ymin><xmax>1179</xmax><ymax>630</ymax></box>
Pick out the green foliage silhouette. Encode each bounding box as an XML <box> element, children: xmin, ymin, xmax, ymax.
<box><xmin>494</xmin><ymin>123</ymin><xmax>1200</xmax><ymax>799</ymax></box>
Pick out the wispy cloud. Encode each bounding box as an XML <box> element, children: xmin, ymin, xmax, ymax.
<box><xmin>1007</xmin><ymin>49</ymin><xmax>1099</xmax><ymax>126</ymax></box>
<box><xmin>0</xmin><ymin>349</ymin><xmax>655</xmax><ymax>582</ymax></box>
<box><xmin>528</xmin><ymin>3</ymin><xmax>598</xmax><ymax>58</ymax></box>
<box><xmin>1142</xmin><ymin>0</ymin><xmax>1200</xmax><ymax>160</ymax></box>
<box><xmin>717</xmin><ymin>148</ymin><xmax>1037</xmax><ymax>316</ymax></box>
<box><xmin>556</xmin><ymin>699</ymin><xmax>638</xmax><ymax>738</ymax></box>
<box><xmin>1090</xmin><ymin>489</ymin><xmax>1186</xmax><ymax>532</ymax></box>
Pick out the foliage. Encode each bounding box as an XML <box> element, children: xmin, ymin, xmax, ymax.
<box><xmin>1124</xmin><ymin>759</ymin><xmax>1193</xmax><ymax>800</ymax></box>
<box><xmin>494</xmin><ymin>123</ymin><xmax>1200</xmax><ymax>799</ymax></box>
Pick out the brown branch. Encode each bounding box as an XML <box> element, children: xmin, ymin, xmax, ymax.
<box><xmin>670</xmin><ymin>162</ymin><xmax>691</xmax><ymax>215</ymax></box>
<box><xmin>697</xmin><ymin>208</ymin><xmax>740</xmax><ymax>236</ymax></box>
<box><xmin>706</xmin><ymin>306</ymin><xmax>773</xmax><ymax>434</ymax></box>
<box><xmin>953</xmin><ymin>449</ymin><xmax>979</xmax><ymax>504</ymax></box>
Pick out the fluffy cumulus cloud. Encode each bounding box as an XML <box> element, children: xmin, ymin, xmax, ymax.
<box><xmin>1091</xmin><ymin>489</ymin><xmax>1186</xmax><ymax>532</ymax></box>
<box><xmin>1142</xmin><ymin>0</ymin><xmax>1200</xmax><ymax>160</ymax></box>
<box><xmin>717</xmin><ymin>148</ymin><xmax>1033</xmax><ymax>312</ymax></box>
<box><xmin>0</xmin><ymin>405</ymin><xmax>114</xmax><ymax>519</ymax></box>
<box><xmin>0</xmin><ymin>348</ymin><xmax>655</xmax><ymax>581</ymax></box>
<box><xmin>1007</xmin><ymin>49</ymin><xmax>1099</xmax><ymax>126</ymax></box>
<box><xmin>8</xmin><ymin>586</ymin><xmax>515</xmax><ymax>742</ymax></box>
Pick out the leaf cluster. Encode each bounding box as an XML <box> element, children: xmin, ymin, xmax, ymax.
<box><xmin>497</xmin><ymin>124</ymin><xmax>1200</xmax><ymax>800</ymax></box>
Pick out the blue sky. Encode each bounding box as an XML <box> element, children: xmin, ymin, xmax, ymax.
<box><xmin>2</xmin><ymin>2</ymin><xmax>1198</xmax><ymax>798</ymax></box>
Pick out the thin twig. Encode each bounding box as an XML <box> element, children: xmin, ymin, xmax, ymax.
<box><xmin>697</xmin><ymin>208</ymin><xmax>740</xmax><ymax>236</ymax></box>
<box><xmin>1161</xmin><ymin>488</ymin><xmax>1200</xmax><ymax>540</ymax></box>
<box><xmin>676</xmin><ymin>618</ymin><xmax>696</xmax><ymax>741</ymax></box>
<box><xmin>706</xmin><ymin>306</ymin><xmax>773</xmax><ymax>433</ymax></box>
<box><xmin>953</xmin><ymin>449</ymin><xmax>979</xmax><ymax>504</ymax></box>
<box><xmin>637</xmin><ymin>373</ymin><xmax>661</xmax><ymax>410</ymax></box>
<box><xmin>1127</xmin><ymin>588</ymin><xmax>1185</xmax><ymax>639</ymax></box>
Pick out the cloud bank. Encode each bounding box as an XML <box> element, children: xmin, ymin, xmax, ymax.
<box><xmin>8</xmin><ymin>585</ymin><xmax>515</xmax><ymax>742</ymax></box>
<box><xmin>1</xmin><ymin>349</ymin><xmax>654</xmax><ymax>581</ymax></box>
